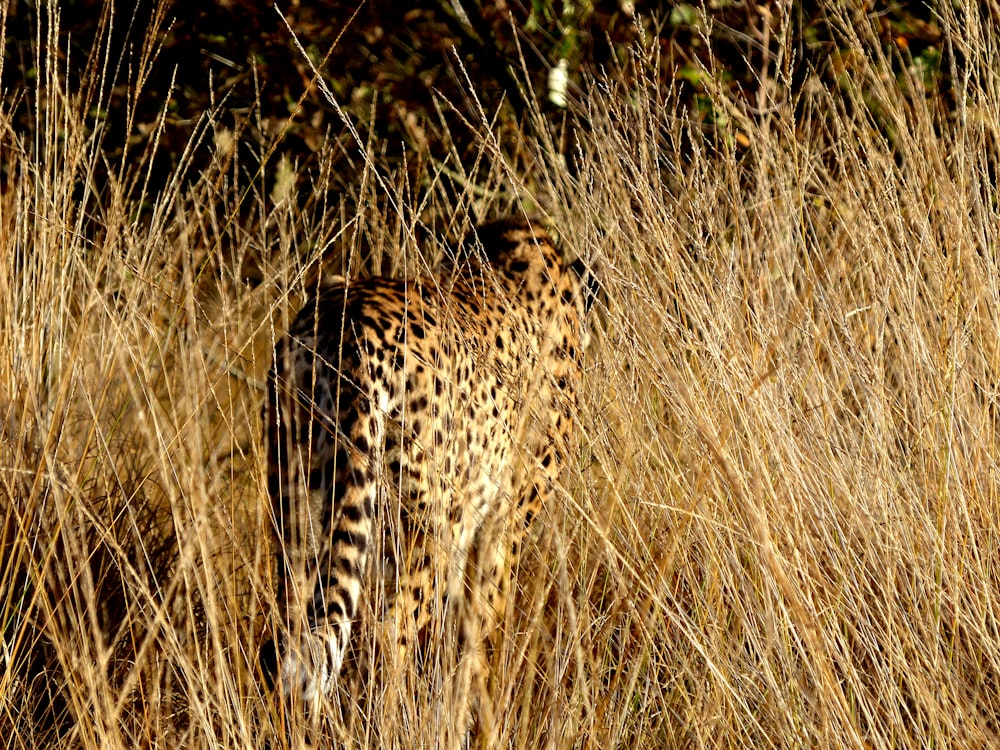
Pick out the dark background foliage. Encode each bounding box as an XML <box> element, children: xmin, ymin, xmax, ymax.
<box><xmin>3</xmin><ymin>1</ymin><xmax>951</xmax><ymax>203</ymax></box>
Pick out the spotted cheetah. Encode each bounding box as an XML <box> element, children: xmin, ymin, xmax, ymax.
<box><xmin>261</xmin><ymin>218</ymin><xmax>592</xmax><ymax>728</ymax></box>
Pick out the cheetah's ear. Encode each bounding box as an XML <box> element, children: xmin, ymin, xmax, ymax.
<box><xmin>569</xmin><ymin>257</ymin><xmax>603</xmax><ymax>316</ymax></box>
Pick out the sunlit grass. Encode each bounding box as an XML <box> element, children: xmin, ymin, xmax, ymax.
<box><xmin>3</xmin><ymin>3</ymin><xmax>1000</xmax><ymax>748</ymax></box>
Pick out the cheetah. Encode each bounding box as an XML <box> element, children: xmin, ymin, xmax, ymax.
<box><xmin>261</xmin><ymin>218</ymin><xmax>592</xmax><ymax>731</ymax></box>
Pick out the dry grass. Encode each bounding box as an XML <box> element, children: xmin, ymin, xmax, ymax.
<box><xmin>4</xmin><ymin>3</ymin><xmax>1000</xmax><ymax>748</ymax></box>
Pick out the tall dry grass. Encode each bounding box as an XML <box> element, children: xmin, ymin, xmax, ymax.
<box><xmin>3</xmin><ymin>2</ymin><xmax>1000</xmax><ymax>748</ymax></box>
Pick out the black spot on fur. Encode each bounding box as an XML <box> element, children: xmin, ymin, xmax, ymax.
<box><xmin>309</xmin><ymin>463</ymin><xmax>336</xmax><ymax>490</ymax></box>
<box><xmin>341</xmin><ymin>503</ymin><xmax>364</xmax><ymax>524</ymax></box>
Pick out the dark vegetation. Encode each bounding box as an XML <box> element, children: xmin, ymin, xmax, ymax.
<box><xmin>3</xmin><ymin>1</ymin><xmax>956</xmax><ymax>223</ymax></box>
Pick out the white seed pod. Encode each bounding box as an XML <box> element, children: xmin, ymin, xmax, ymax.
<box><xmin>548</xmin><ymin>58</ymin><xmax>570</xmax><ymax>108</ymax></box>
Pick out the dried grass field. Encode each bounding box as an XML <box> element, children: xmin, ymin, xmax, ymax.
<box><xmin>3</xmin><ymin>3</ymin><xmax>1000</xmax><ymax>748</ymax></box>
